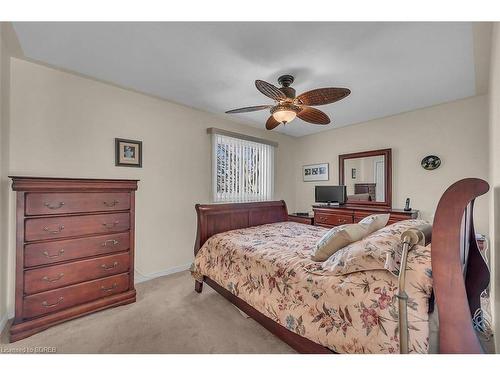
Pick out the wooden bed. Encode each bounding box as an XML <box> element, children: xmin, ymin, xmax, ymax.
<box><xmin>193</xmin><ymin>178</ymin><xmax>490</xmax><ymax>354</ymax></box>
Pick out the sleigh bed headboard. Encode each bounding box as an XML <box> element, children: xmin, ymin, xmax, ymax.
<box><xmin>194</xmin><ymin>200</ymin><xmax>288</xmax><ymax>256</ymax></box>
<box><xmin>432</xmin><ymin>178</ymin><xmax>490</xmax><ymax>353</ymax></box>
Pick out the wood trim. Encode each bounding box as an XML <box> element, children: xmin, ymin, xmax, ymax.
<box><xmin>206</xmin><ymin>127</ymin><xmax>279</xmax><ymax>148</ymax></box>
<box><xmin>194</xmin><ymin>200</ymin><xmax>288</xmax><ymax>256</ymax></box>
<box><xmin>432</xmin><ymin>178</ymin><xmax>489</xmax><ymax>353</ymax></box>
<box><xmin>9</xmin><ymin>176</ymin><xmax>139</xmax><ymax>192</ymax></box>
<box><xmin>288</xmin><ymin>214</ymin><xmax>314</xmax><ymax>225</ymax></box>
<box><xmin>338</xmin><ymin>148</ymin><xmax>392</xmax><ymax>209</ymax></box>
<box><xmin>464</xmin><ymin>201</ymin><xmax>490</xmax><ymax>316</ymax></box>
<box><xmin>14</xmin><ymin>192</ymin><xmax>25</xmax><ymax>324</ymax></box>
<box><xmin>129</xmin><ymin>191</ymin><xmax>136</xmax><ymax>291</ymax></box>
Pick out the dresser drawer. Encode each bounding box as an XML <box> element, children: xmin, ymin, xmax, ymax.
<box><xmin>23</xmin><ymin>273</ymin><xmax>130</xmax><ymax>319</ymax></box>
<box><xmin>288</xmin><ymin>215</ymin><xmax>314</xmax><ymax>225</ymax></box>
<box><xmin>24</xmin><ymin>252</ymin><xmax>130</xmax><ymax>295</ymax></box>
<box><xmin>25</xmin><ymin>192</ymin><xmax>130</xmax><ymax>216</ymax></box>
<box><xmin>387</xmin><ymin>215</ymin><xmax>411</xmax><ymax>225</ymax></box>
<box><xmin>25</xmin><ymin>212</ymin><xmax>130</xmax><ymax>241</ymax></box>
<box><xmin>24</xmin><ymin>232</ymin><xmax>130</xmax><ymax>267</ymax></box>
<box><xmin>353</xmin><ymin>212</ymin><xmax>377</xmax><ymax>222</ymax></box>
<box><xmin>314</xmin><ymin>213</ymin><xmax>353</xmax><ymax>227</ymax></box>
<box><xmin>354</xmin><ymin>212</ymin><xmax>412</xmax><ymax>225</ymax></box>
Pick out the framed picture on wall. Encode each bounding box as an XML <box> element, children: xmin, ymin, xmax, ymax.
<box><xmin>303</xmin><ymin>163</ymin><xmax>329</xmax><ymax>182</ymax></box>
<box><xmin>115</xmin><ymin>138</ymin><xmax>143</xmax><ymax>167</ymax></box>
<box><xmin>351</xmin><ymin>168</ymin><xmax>357</xmax><ymax>179</ymax></box>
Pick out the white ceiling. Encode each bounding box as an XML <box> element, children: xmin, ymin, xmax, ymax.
<box><xmin>13</xmin><ymin>22</ymin><xmax>476</xmax><ymax>137</ymax></box>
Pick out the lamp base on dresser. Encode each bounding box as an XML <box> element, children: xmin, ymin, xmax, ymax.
<box><xmin>10</xmin><ymin>289</ymin><xmax>136</xmax><ymax>342</ymax></box>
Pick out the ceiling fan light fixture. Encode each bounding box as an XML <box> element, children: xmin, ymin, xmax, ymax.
<box><xmin>225</xmin><ymin>75</ymin><xmax>350</xmax><ymax>130</ymax></box>
<box><xmin>271</xmin><ymin>104</ymin><xmax>300</xmax><ymax>124</ymax></box>
<box><xmin>272</xmin><ymin>109</ymin><xmax>297</xmax><ymax>124</ymax></box>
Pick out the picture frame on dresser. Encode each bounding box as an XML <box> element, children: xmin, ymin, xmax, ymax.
<box><xmin>8</xmin><ymin>176</ymin><xmax>139</xmax><ymax>342</ymax></box>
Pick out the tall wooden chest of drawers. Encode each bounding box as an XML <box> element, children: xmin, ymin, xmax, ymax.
<box><xmin>9</xmin><ymin>177</ymin><xmax>138</xmax><ymax>342</ymax></box>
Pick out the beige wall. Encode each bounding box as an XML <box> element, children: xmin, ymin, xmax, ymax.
<box><xmin>488</xmin><ymin>22</ymin><xmax>500</xmax><ymax>351</ymax></box>
<box><xmin>4</xmin><ymin>58</ymin><xmax>297</xmax><ymax>316</ymax></box>
<box><xmin>294</xmin><ymin>95</ymin><xmax>490</xmax><ymax>235</ymax></box>
<box><xmin>0</xmin><ymin>24</ymin><xmax>12</xmax><ymax>329</ymax></box>
<box><xmin>0</xmin><ymin>21</ymin><xmax>4</xmax><ymax>328</ymax></box>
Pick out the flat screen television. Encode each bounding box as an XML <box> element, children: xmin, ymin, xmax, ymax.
<box><xmin>315</xmin><ymin>185</ymin><xmax>347</xmax><ymax>205</ymax></box>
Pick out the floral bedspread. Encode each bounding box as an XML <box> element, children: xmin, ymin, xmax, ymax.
<box><xmin>191</xmin><ymin>221</ymin><xmax>433</xmax><ymax>354</ymax></box>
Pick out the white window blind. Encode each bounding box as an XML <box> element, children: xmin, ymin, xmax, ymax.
<box><xmin>212</xmin><ymin>132</ymin><xmax>275</xmax><ymax>203</ymax></box>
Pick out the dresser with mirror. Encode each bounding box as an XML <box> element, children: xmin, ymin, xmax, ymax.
<box><xmin>313</xmin><ymin>148</ymin><xmax>418</xmax><ymax>228</ymax></box>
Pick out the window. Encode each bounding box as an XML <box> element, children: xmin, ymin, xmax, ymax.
<box><xmin>211</xmin><ymin>131</ymin><xmax>275</xmax><ymax>203</ymax></box>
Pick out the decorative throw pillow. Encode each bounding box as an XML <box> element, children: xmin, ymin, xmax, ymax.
<box><xmin>359</xmin><ymin>213</ymin><xmax>390</xmax><ymax>233</ymax></box>
<box><xmin>305</xmin><ymin>219</ymin><xmax>431</xmax><ymax>276</ymax></box>
<box><xmin>311</xmin><ymin>223</ymin><xmax>370</xmax><ymax>262</ymax></box>
<box><xmin>310</xmin><ymin>214</ymin><xmax>390</xmax><ymax>262</ymax></box>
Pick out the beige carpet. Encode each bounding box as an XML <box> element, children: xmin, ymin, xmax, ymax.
<box><xmin>0</xmin><ymin>271</ymin><xmax>295</xmax><ymax>353</ymax></box>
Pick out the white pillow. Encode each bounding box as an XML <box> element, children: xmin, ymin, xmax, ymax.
<box><xmin>359</xmin><ymin>213</ymin><xmax>390</xmax><ymax>233</ymax></box>
<box><xmin>311</xmin><ymin>223</ymin><xmax>369</xmax><ymax>262</ymax></box>
<box><xmin>304</xmin><ymin>219</ymin><xmax>431</xmax><ymax>276</ymax></box>
<box><xmin>310</xmin><ymin>214</ymin><xmax>390</xmax><ymax>262</ymax></box>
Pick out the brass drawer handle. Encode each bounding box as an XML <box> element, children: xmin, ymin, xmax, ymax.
<box><xmin>42</xmin><ymin>297</ymin><xmax>64</xmax><ymax>308</ymax></box>
<box><xmin>103</xmin><ymin>200</ymin><xmax>119</xmax><ymax>207</ymax></box>
<box><xmin>42</xmin><ymin>273</ymin><xmax>65</xmax><ymax>283</ymax></box>
<box><xmin>102</xmin><ymin>221</ymin><xmax>119</xmax><ymax>229</ymax></box>
<box><xmin>102</xmin><ymin>239</ymin><xmax>119</xmax><ymax>247</ymax></box>
<box><xmin>43</xmin><ymin>249</ymin><xmax>65</xmax><ymax>259</ymax></box>
<box><xmin>338</xmin><ymin>219</ymin><xmax>347</xmax><ymax>224</ymax></box>
<box><xmin>43</xmin><ymin>225</ymin><xmax>65</xmax><ymax>234</ymax></box>
<box><xmin>44</xmin><ymin>201</ymin><xmax>65</xmax><ymax>210</ymax></box>
<box><xmin>100</xmin><ymin>283</ymin><xmax>118</xmax><ymax>292</ymax></box>
<box><xmin>101</xmin><ymin>261</ymin><xmax>118</xmax><ymax>271</ymax></box>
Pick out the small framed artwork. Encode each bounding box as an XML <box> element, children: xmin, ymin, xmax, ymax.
<box><xmin>351</xmin><ymin>168</ymin><xmax>357</xmax><ymax>179</ymax></box>
<box><xmin>115</xmin><ymin>138</ymin><xmax>142</xmax><ymax>167</ymax></box>
<box><xmin>303</xmin><ymin>163</ymin><xmax>329</xmax><ymax>182</ymax></box>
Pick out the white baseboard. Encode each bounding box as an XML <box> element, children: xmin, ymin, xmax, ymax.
<box><xmin>134</xmin><ymin>263</ymin><xmax>191</xmax><ymax>284</ymax></box>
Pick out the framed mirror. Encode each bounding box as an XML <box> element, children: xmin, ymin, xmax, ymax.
<box><xmin>339</xmin><ymin>148</ymin><xmax>392</xmax><ymax>208</ymax></box>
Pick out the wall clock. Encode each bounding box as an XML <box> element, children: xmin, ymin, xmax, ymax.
<box><xmin>421</xmin><ymin>155</ymin><xmax>441</xmax><ymax>170</ymax></box>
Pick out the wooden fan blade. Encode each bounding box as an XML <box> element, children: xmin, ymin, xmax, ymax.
<box><xmin>266</xmin><ymin>115</ymin><xmax>280</xmax><ymax>130</ymax></box>
<box><xmin>297</xmin><ymin>106</ymin><xmax>331</xmax><ymax>125</ymax></box>
<box><xmin>297</xmin><ymin>87</ymin><xmax>350</xmax><ymax>106</ymax></box>
<box><xmin>255</xmin><ymin>80</ymin><xmax>286</xmax><ymax>101</ymax></box>
<box><xmin>225</xmin><ymin>105</ymin><xmax>272</xmax><ymax>114</ymax></box>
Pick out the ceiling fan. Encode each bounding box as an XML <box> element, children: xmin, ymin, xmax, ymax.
<box><xmin>225</xmin><ymin>75</ymin><xmax>350</xmax><ymax>130</ymax></box>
